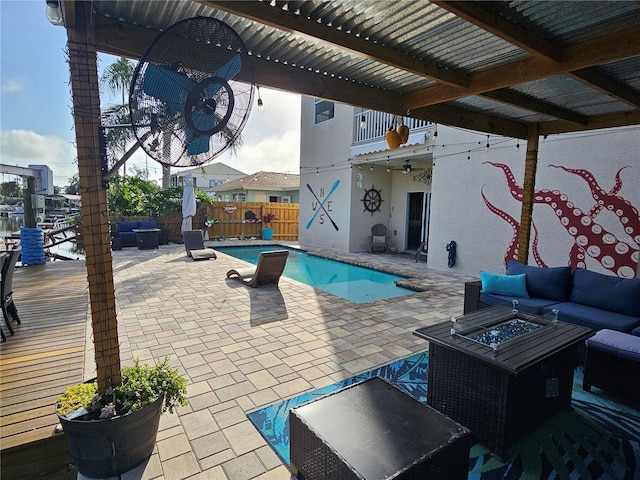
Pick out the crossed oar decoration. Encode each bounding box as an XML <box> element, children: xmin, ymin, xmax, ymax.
<box><xmin>306</xmin><ymin>179</ymin><xmax>340</xmax><ymax>231</ymax></box>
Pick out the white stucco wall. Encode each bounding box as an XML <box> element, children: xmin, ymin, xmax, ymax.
<box><xmin>298</xmin><ymin>97</ymin><xmax>639</xmax><ymax>278</ymax></box>
<box><xmin>298</xmin><ymin>98</ymin><xmax>354</xmax><ymax>250</ymax></box>
<box><xmin>428</xmin><ymin>125</ymin><xmax>640</xmax><ymax>277</ymax></box>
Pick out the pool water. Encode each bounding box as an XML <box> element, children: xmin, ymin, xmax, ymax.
<box><xmin>217</xmin><ymin>246</ymin><xmax>416</xmax><ymax>303</ymax></box>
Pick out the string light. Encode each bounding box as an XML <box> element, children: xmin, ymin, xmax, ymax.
<box><xmin>433</xmin><ymin>125</ymin><xmax>438</xmax><ymax>143</ymax></box>
<box><xmin>543</xmin><ymin>134</ymin><xmax>548</xmax><ymax>142</ymax></box>
<box><xmin>256</xmin><ymin>85</ymin><xmax>264</xmax><ymax>112</ymax></box>
<box><xmin>316</xmin><ymin>167</ymin><xmax>319</xmax><ymax>175</ymax></box>
<box><xmin>360</xmin><ymin>112</ymin><xmax>367</xmax><ymax>129</ymax></box>
<box><xmin>516</xmin><ymin>140</ymin><xmax>520</xmax><ymax>151</ymax></box>
<box><xmin>370</xmin><ymin>165</ymin><xmax>374</xmax><ymax>171</ymax></box>
<box><xmin>467</xmin><ymin>150</ymin><xmax>471</xmax><ymax>162</ymax></box>
<box><xmin>485</xmin><ymin>135</ymin><xmax>490</xmax><ymax>152</ymax></box>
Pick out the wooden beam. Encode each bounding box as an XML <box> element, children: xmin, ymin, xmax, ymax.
<box><xmin>201</xmin><ymin>0</ymin><xmax>469</xmax><ymax>88</ymax></box>
<box><xmin>411</xmin><ymin>104</ymin><xmax>528</xmax><ymax>139</ymax></box>
<box><xmin>568</xmin><ymin>68</ymin><xmax>640</xmax><ymax>108</ymax></box>
<box><xmin>481</xmin><ymin>90</ymin><xmax>589</xmax><ymax>125</ymax></box>
<box><xmin>517</xmin><ymin>125</ymin><xmax>539</xmax><ymax>265</ymax></box>
<box><xmin>404</xmin><ymin>25</ymin><xmax>640</xmax><ymax>110</ymax></box>
<box><xmin>65</xmin><ymin>0</ymin><xmax>122</xmax><ymax>391</ymax></box>
<box><xmin>539</xmin><ymin>109</ymin><xmax>640</xmax><ymax>135</ymax></box>
<box><xmin>433</xmin><ymin>1</ymin><xmax>564</xmax><ymax>63</ymax></box>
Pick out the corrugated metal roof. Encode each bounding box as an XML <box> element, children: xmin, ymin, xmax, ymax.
<box><xmin>80</xmin><ymin>0</ymin><xmax>640</xmax><ymax>136</ymax></box>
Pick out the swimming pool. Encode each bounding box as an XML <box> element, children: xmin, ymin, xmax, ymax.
<box><xmin>217</xmin><ymin>246</ymin><xmax>416</xmax><ymax>303</ymax></box>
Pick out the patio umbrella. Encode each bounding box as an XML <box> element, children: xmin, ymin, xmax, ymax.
<box><xmin>181</xmin><ymin>173</ymin><xmax>196</xmax><ymax>233</ymax></box>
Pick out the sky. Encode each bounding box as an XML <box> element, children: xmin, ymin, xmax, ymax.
<box><xmin>0</xmin><ymin>0</ymin><xmax>301</xmax><ymax>188</ymax></box>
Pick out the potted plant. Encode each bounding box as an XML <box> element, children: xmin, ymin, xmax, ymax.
<box><xmin>56</xmin><ymin>357</ymin><xmax>188</xmax><ymax>478</ymax></box>
<box><xmin>261</xmin><ymin>212</ymin><xmax>277</xmax><ymax>240</ymax></box>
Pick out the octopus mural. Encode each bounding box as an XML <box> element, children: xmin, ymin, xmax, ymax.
<box><xmin>482</xmin><ymin>162</ymin><xmax>639</xmax><ymax>278</ymax></box>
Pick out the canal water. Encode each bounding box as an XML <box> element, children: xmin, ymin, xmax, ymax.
<box><xmin>0</xmin><ymin>216</ymin><xmax>84</xmax><ymax>260</ymax></box>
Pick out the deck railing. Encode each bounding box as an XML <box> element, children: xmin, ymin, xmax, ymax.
<box><xmin>354</xmin><ymin>111</ymin><xmax>433</xmax><ymax>143</ymax></box>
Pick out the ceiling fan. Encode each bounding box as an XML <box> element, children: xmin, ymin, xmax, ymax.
<box><xmin>389</xmin><ymin>160</ymin><xmax>425</xmax><ymax>174</ymax></box>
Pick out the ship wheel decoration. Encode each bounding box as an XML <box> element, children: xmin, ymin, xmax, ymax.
<box><xmin>362</xmin><ymin>185</ymin><xmax>383</xmax><ymax>215</ymax></box>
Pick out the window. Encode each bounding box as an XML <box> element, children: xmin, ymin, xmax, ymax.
<box><xmin>314</xmin><ymin>99</ymin><xmax>334</xmax><ymax>124</ymax></box>
<box><xmin>281</xmin><ymin>196</ymin><xmax>291</xmax><ymax>203</ymax></box>
<box><xmin>269</xmin><ymin>196</ymin><xmax>279</xmax><ymax>203</ymax></box>
<box><xmin>209</xmin><ymin>179</ymin><xmax>224</xmax><ymax>187</ymax></box>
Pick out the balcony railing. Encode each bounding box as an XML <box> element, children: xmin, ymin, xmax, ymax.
<box><xmin>354</xmin><ymin>111</ymin><xmax>433</xmax><ymax>144</ymax></box>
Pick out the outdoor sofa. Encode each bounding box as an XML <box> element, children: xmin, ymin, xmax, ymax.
<box><xmin>463</xmin><ymin>260</ymin><xmax>640</xmax><ymax>335</ymax></box>
<box><xmin>111</xmin><ymin>220</ymin><xmax>168</xmax><ymax>248</ymax></box>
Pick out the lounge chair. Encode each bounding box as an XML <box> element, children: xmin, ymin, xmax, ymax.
<box><xmin>226</xmin><ymin>250</ymin><xmax>289</xmax><ymax>287</ymax></box>
<box><xmin>182</xmin><ymin>230</ymin><xmax>217</xmax><ymax>261</ymax></box>
<box><xmin>1</xmin><ymin>247</ymin><xmax>22</xmax><ymax>340</ymax></box>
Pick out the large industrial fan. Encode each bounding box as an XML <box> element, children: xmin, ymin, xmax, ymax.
<box><xmin>129</xmin><ymin>17</ymin><xmax>254</xmax><ymax>167</ymax></box>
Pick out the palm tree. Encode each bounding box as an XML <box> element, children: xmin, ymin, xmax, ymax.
<box><xmin>101</xmin><ymin>57</ymin><xmax>136</xmax><ymax>177</ymax></box>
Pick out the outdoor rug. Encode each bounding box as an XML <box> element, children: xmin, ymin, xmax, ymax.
<box><xmin>247</xmin><ymin>351</ymin><xmax>640</xmax><ymax>479</ymax></box>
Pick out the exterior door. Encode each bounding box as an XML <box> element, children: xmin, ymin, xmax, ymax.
<box><xmin>406</xmin><ymin>192</ymin><xmax>430</xmax><ymax>250</ymax></box>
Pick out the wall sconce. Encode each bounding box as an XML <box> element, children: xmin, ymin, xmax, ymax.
<box><xmin>45</xmin><ymin>0</ymin><xmax>64</xmax><ymax>25</ymax></box>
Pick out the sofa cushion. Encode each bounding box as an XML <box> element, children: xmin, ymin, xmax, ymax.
<box><xmin>480</xmin><ymin>271</ymin><xmax>529</xmax><ymax>298</ymax></box>
<box><xmin>479</xmin><ymin>293</ymin><xmax>557</xmax><ymax>315</ymax></box>
<box><xmin>506</xmin><ymin>261</ymin><xmax>571</xmax><ymax>301</ymax></box>
<box><xmin>139</xmin><ymin>220</ymin><xmax>158</xmax><ymax>230</ymax></box>
<box><xmin>117</xmin><ymin>221</ymin><xmax>139</xmax><ymax>233</ymax></box>
<box><xmin>570</xmin><ymin>268</ymin><xmax>640</xmax><ymax>317</ymax></box>
<box><xmin>586</xmin><ymin>329</ymin><xmax>640</xmax><ymax>362</ymax></box>
<box><xmin>543</xmin><ymin>302</ymin><xmax>640</xmax><ymax>333</ymax></box>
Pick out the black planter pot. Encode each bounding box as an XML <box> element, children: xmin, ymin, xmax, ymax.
<box><xmin>57</xmin><ymin>395</ymin><xmax>163</xmax><ymax>478</ymax></box>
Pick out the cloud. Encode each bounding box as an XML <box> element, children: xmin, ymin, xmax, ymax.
<box><xmin>0</xmin><ymin>129</ymin><xmax>78</xmax><ymax>186</ymax></box>
<box><xmin>1</xmin><ymin>79</ymin><xmax>26</xmax><ymax>94</ymax></box>
<box><xmin>225</xmin><ymin>129</ymin><xmax>300</xmax><ymax>174</ymax></box>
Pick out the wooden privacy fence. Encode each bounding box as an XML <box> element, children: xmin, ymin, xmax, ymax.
<box><xmin>110</xmin><ymin>202</ymin><xmax>299</xmax><ymax>243</ymax></box>
<box><xmin>204</xmin><ymin>202</ymin><xmax>298</xmax><ymax>241</ymax></box>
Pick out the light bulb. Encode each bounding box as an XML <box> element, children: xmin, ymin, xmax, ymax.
<box><xmin>360</xmin><ymin>115</ymin><xmax>366</xmax><ymax>129</ymax></box>
<box><xmin>257</xmin><ymin>98</ymin><xmax>264</xmax><ymax>112</ymax></box>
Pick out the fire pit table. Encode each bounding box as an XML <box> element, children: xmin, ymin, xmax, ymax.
<box><xmin>414</xmin><ymin>305</ymin><xmax>593</xmax><ymax>460</ymax></box>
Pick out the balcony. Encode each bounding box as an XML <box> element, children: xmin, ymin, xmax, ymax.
<box><xmin>352</xmin><ymin>111</ymin><xmax>434</xmax><ymax>157</ymax></box>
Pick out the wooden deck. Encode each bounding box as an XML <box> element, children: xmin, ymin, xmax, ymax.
<box><xmin>0</xmin><ymin>260</ymin><xmax>89</xmax><ymax>451</ymax></box>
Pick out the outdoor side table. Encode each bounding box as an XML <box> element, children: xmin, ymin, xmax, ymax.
<box><xmin>132</xmin><ymin>228</ymin><xmax>160</xmax><ymax>250</ymax></box>
<box><xmin>289</xmin><ymin>376</ymin><xmax>471</xmax><ymax>480</ymax></box>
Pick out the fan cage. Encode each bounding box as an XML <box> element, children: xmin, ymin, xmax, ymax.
<box><xmin>129</xmin><ymin>16</ymin><xmax>255</xmax><ymax>167</ymax></box>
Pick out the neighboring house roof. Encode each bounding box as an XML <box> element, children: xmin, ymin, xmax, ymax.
<box><xmin>211</xmin><ymin>172</ymin><xmax>300</xmax><ymax>192</ymax></box>
<box><xmin>172</xmin><ymin>163</ymin><xmax>247</xmax><ymax>178</ymax></box>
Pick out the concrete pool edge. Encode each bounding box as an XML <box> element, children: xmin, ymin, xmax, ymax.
<box><xmin>214</xmin><ymin>242</ymin><xmax>430</xmax><ymax>295</ymax></box>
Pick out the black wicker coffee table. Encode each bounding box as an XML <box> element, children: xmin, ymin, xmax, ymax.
<box><xmin>289</xmin><ymin>376</ymin><xmax>471</xmax><ymax>480</ymax></box>
<box><xmin>414</xmin><ymin>306</ymin><xmax>593</xmax><ymax>460</ymax></box>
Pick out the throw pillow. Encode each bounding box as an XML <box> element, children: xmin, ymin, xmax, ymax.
<box><xmin>372</xmin><ymin>236</ymin><xmax>386</xmax><ymax>243</ymax></box>
<box><xmin>480</xmin><ymin>271</ymin><xmax>530</xmax><ymax>298</ymax></box>
<box><xmin>506</xmin><ymin>261</ymin><xmax>571</xmax><ymax>301</ymax></box>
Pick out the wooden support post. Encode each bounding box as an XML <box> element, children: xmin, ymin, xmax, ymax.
<box><xmin>65</xmin><ymin>0</ymin><xmax>121</xmax><ymax>390</ymax></box>
<box><xmin>23</xmin><ymin>177</ymin><xmax>37</xmax><ymax>228</ymax></box>
<box><xmin>517</xmin><ymin>125</ymin><xmax>539</xmax><ymax>265</ymax></box>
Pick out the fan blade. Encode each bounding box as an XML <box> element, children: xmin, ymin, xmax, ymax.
<box><xmin>218</xmin><ymin>54</ymin><xmax>242</xmax><ymax>82</ymax></box>
<box><xmin>143</xmin><ymin>65</ymin><xmax>195</xmax><ymax>111</ymax></box>
<box><xmin>186</xmin><ymin>134</ymin><xmax>210</xmax><ymax>156</ymax></box>
<box><xmin>203</xmin><ymin>54</ymin><xmax>242</xmax><ymax>98</ymax></box>
<box><xmin>185</xmin><ymin>111</ymin><xmax>211</xmax><ymax>155</ymax></box>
